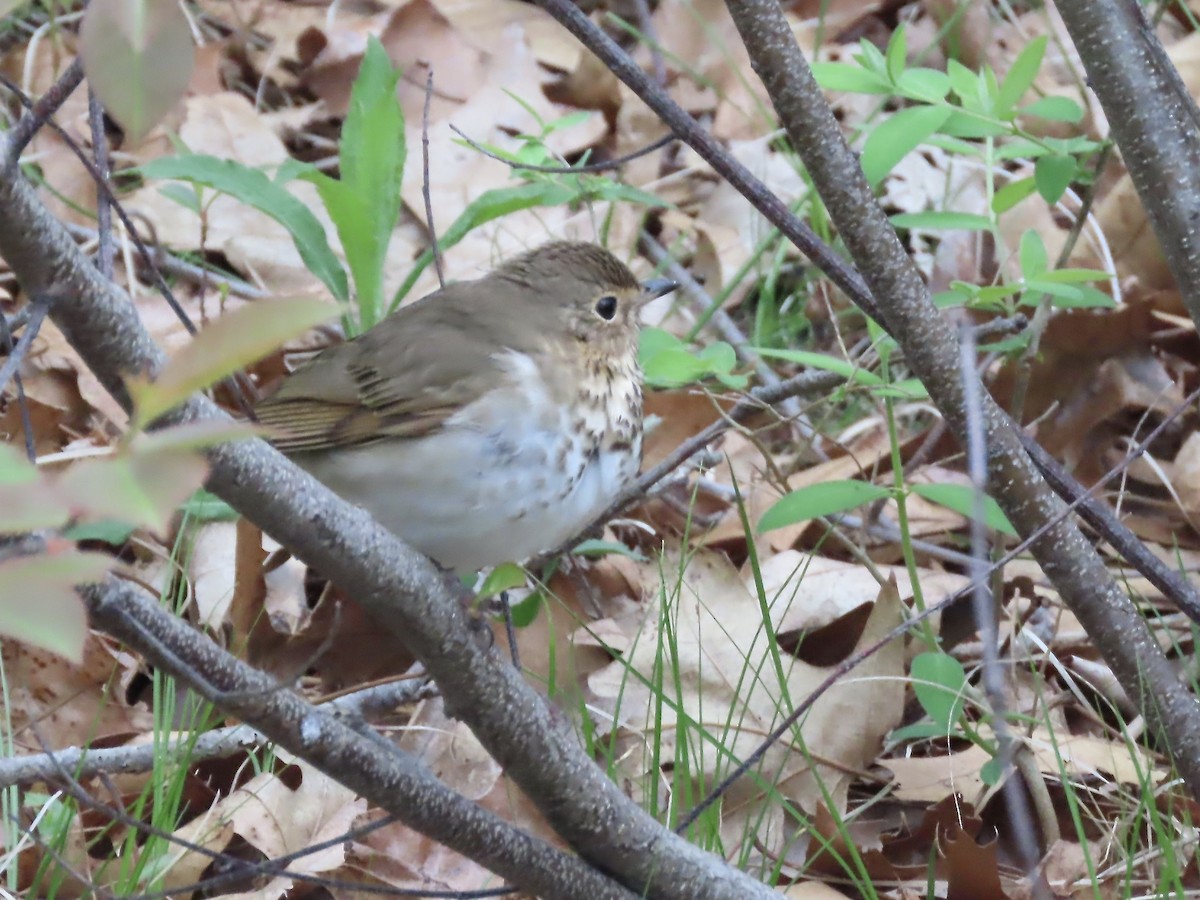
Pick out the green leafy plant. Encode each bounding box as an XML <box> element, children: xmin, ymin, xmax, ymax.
<box><xmin>814</xmin><ymin>24</ymin><xmax>1113</xmax><ymax>338</ymax></box>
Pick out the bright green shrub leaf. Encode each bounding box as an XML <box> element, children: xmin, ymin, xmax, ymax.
<box><xmin>1034</xmin><ymin>154</ymin><xmax>1077</xmax><ymax>204</ymax></box>
<box><xmin>1018</xmin><ymin>229</ymin><xmax>1048</xmax><ymax>278</ymax></box>
<box><xmin>861</xmin><ymin>105</ymin><xmax>952</xmax><ymax>185</ymax></box>
<box><xmin>910</xmin><ymin>483</ymin><xmax>1017</xmax><ymax>536</ymax></box>
<box><xmin>890</xmin><ymin>211</ymin><xmax>991</xmax><ymax>231</ymax></box>
<box><xmin>1021</xmin><ymin>95</ymin><xmax>1084</xmax><ymax>123</ymax></box>
<box><xmin>810</xmin><ymin>61</ymin><xmax>891</xmax><ymax>94</ymax></box>
<box><xmin>996</xmin><ymin>36</ymin><xmax>1046</xmax><ymax>116</ymax></box>
<box><xmin>992</xmin><ymin>176</ymin><xmax>1037</xmax><ymax>213</ymax></box>
<box><xmin>759</xmin><ymin>481</ymin><xmax>892</xmax><ymax>533</ymax></box>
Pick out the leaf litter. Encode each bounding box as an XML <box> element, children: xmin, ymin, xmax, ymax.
<box><xmin>2</xmin><ymin>0</ymin><xmax>1200</xmax><ymax>897</ymax></box>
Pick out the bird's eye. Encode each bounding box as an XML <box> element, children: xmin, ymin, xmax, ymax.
<box><xmin>595</xmin><ymin>295</ymin><xmax>619</xmax><ymax>320</ymax></box>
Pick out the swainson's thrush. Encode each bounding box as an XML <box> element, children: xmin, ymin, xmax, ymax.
<box><xmin>255</xmin><ymin>241</ymin><xmax>677</xmax><ymax>572</ymax></box>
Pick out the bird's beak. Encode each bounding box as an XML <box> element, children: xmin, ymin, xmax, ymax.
<box><xmin>640</xmin><ymin>276</ymin><xmax>678</xmax><ymax>301</ymax></box>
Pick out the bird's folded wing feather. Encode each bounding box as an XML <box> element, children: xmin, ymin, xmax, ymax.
<box><xmin>255</xmin><ymin>287</ymin><xmax>525</xmax><ymax>453</ymax></box>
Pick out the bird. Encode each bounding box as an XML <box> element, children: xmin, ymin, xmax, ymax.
<box><xmin>254</xmin><ymin>241</ymin><xmax>677</xmax><ymax>572</ymax></box>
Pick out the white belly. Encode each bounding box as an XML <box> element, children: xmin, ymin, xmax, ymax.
<box><xmin>294</xmin><ymin>351</ymin><xmax>641</xmax><ymax>571</ymax></box>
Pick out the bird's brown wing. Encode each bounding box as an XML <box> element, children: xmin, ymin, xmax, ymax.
<box><xmin>254</xmin><ymin>282</ymin><xmax>533</xmax><ymax>453</ymax></box>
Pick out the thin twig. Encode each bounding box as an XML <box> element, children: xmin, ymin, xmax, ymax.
<box><xmin>960</xmin><ymin>325</ymin><xmax>1045</xmax><ymax>879</ymax></box>
<box><xmin>4</xmin><ymin>57</ymin><xmax>83</xmax><ymax>160</ymax></box>
<box><xmin>451</xmin><ymin>124</ymin><xmax>676</xmax><ymax>175</ymax></box>
<box><xmin>86</xmin><ymin>87</ymin><xmax>113</xmax><ymax>279</ymax></box>
<box><xmin>0</xmin><ymin>307</ymin><xmax>36</xmax><ymax>461</ymax></box>
<box><xmin>422</xmin><ymin>70</ymin><xmax>445</xmax><ymax>289</ymax></box>
<box><xmin>0</xmin><ymin>294</ymin><xmax>51</xmax><ymax>397</ymax></box>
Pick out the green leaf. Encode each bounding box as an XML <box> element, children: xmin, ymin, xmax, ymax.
<box><xmin>1033</xmin><ymin>267</ymin><xmax>1110</xmax><ymax>284</ymax></box>
<box><xmin>996</xmin><ymin>36</ymin><xmax>1046</xmax><ymax>117</ymax></box>
<box><xmin>571</xmin><ymin>539</ymin><xmax>647</xmax><ymax>560</ymax></box>
<box><xmin>180</xmin><ymin>488</ymin><xmax>240</xmax><ymax>523</ymax></box>
<box><xmin>810</xmin><ymin>62</ymin><xmax>891</xmax><ymax>94</ymax></box>
<box><xmin>1018</xmin><ymin>229</ymin><xmax>1048</xmax><ymax>278</ymax></box>
<box><xmin>911</xmin><ymin>651</ymin><xmax>968</xmax><ymax>733</ymax></box>
<box><xmin>861</xmin><ymin>105</ymin><xmax>952</xmax><ymax>185</ymax></box>
<box><xmin>885</xmin><ymin>24</ymin><xmax>907</xmax><ymax>84</ymax></box>
<box><xmin>139</xmin><ymin>155</ymin><xmax>349</xmax><ymax>300</ymax></box>
<box><xmin>508</xmin><ymin>590</ymin><xmax>542</xmax><ymax>628</ymax></box>
<box><xmin>0</xmin><ymin>550</ymin><xmax>110</xmax><ymax>663</ymax></box>
<box><xmin>78</xmin><ymin>0</ymin><xmax>195</xmax><ymax>143</ymax></box>
<box><xmin>1034</xmin><ymin>154</ymin><xmax>1077</xmax><ymax>204</ymax></box>
<box><xmin>318</xmin><ymin>36</ymin><xmax>405</xmax><ymax>331</ymax></box>
<box><xmin>991</xmin><ymin>176</ymin><xmax>1037</xmax><ymax>213</ymax></box>
<box><xmin>157</xmin><ymin>182</ymin><xmax>202</xmax><ymax>214</ymax></box>
<box><xmin>890</xmin><ymin>211</ymin><xmax>992</xmax><ymax>231</ymax></box>
<box><xmin>1021</xmin><ymin>95</ymin><xmax>1084</xmax><ymax>124</ymax></box>
<box><xmin>910</xmin><ymin>482</ymin><xmax>1017</xmax><ymax>536</ymax></box>
<box><xmin>63</xmin><ymin>520</ymin><xmax>137</xmax><ymax>545</ymax></box>
<box><xmin>389</xmin><ymin>181</ymin><xmax>577</xmax><ymax>309</ymax></box>
<box><xmin>895</xmin><ymin>68</ymin><xmax>951</xmax><ymax>102</ymax></box>
<box><xmin>1023</xmin><ymin>280</ymin><xmax>1115</xmax><ymax>308</ymax></box>
<box><xmin>759</xmin><ymin>481</ymin><xmax>892</xmax><ymax>533</ymax></box>
<box><xmin>128</xmin><ymin>297</ymin><xmax>337</xmax><ymax>427</ymax></box>
<box><xmin>478</xmin><ymin>562</ymin><xmax>526</xmax><ymax>600</ymax></box>
<box><xmin>640</xmin><ymin>328</ymin><xmax>741</xmax><ymax>387</ymax></box>
<box><xmin>980</xmin><ymin>755</ymin><xmax>1004</xmax><ymax>786</ymax></box>
<box><xmin>937</xmin><ymin>112</ymin><xmax>1007</xmax><ymax>139</ymax></box>
<box><xmin>946</xmin><ymin>59</ymin><xmax>980</xmax><ymax>106</ymax></box>
<box><xmin>747</xmin><ymin>347</ymin><xmax>883</xmax><ymax>386</ymax></box>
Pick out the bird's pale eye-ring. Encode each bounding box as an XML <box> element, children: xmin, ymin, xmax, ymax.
<box><xmin>595</xmin><ymin>294</ymin><xmax>619</xmax><ymax>320</ymax></box>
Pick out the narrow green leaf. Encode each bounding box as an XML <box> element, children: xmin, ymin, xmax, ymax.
<box><xmin>890</xmin><ymin>211</ymin><xmax>991</xmax><ymax>231</ymax></box>
<box><xmin>910</xmin><ymin>482</ymin><xmax>1017</xmax><ymax>536</ymax></box>
<box><xmin>946</xmin><ymin>60</ymin><xmax>980</xmax><ymax>106</ymax></box>
<box><xmin>861</xmin><ymin>105</ymin><xmax>952</xmax><ymax>185</ymax></box>
<box><xmin>1021</xmin><ymin>95</ymin><xmax>1084</xmax><ymax>124</ymax></box>
<box><xmin>571</xmin><ymin>539</ymin><xmax>647</xmax><ymax>560</ymax></box>
<box><xmin>895</xmin><ymin>68</ymin><xmax>951</xmax><ymax>102</ymax></box>
<box><xmin>389</xmin><ymin>182</ymin><xmax>577</xmax><ymax>309</ymax></box>
<box><xmin>747</xmin><ymin>347</ymin><xmax>883</xmax><ymax>386</ymax></box>
<box><xmin>329</xmin><ymin>36</ymin><xmax>405</xmax><ymax>330</ymax></box>
<box><xmin>937</xmin><ymin>112</ymin><xmax>1008</xmax><ymax>139</ymax></box>
<box><xmin>1033</xmin><ymin>267</ymin><xmax>1110</xmax><ymax>284</ymax></box>
<box><xmin>991</xmin><ymin>176</ymin><xmax>1037</xmax><ymax>213</ymax></box>
<box><xmin>478</xmin><ymin>562</ymin><xmax>526</xmax><ymax>600</ymax></box>
<box><xmin>1023</xmin><ymin>280</ymin><xmax>1115</xmax><ymax>308</ymax></box>
<box><xmin>810</xmin><ymin>62</ymin><xmax>892</xmax><ymax>95</ymax></box>
<box><xmin>1034</xmin><ymin>154</ymin><xmax>1077</xmax><ymax>204</ymax></box>
<box><xmin>885</xmin><ymin>24</ymin><xmax>907</xmax><ymax>84</ymax></box>
<box><xmin>996</xmin><ymin>36</ymin><xmax>1046</xmax><ymax>116</ymax></box>
<box><xmin>139</xmin><ymin>155</ymin><xmax>349</xmax><ymax>300</ymax></box>
<box><xmin>1018</xmin><ymin>229</ymin><xmax>1048</xmax><ymax>278</ymax></box>
<box><xmin>128</xmin><ymin>297</ymin><xmax>337</xmax><ymax>426</ymax></box>
<box><xmin>759</xmin><ymin>481</ymin><xmax>892</xmax><ymax>533</ymax></box>
<box><xmin>911</xmin><ymin>651</ymin><xmax>968</xmax><ymax>732</ymax></box>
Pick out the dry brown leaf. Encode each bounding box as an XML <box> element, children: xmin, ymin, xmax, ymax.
<box><xmin>585</xmin><ymin>548</ymin><xmax>905</xmax><ymax>830</ymax></box>
<box><xmin>5</xmin><ymin>632</ymin><xmax>153</xmax><ymax>754</ymax></box>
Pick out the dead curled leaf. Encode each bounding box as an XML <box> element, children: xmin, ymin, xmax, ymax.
<box><xmin>582</xmin><ymin>548</ymin><xmax>906</xmax><ymax>829</ymax></box>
